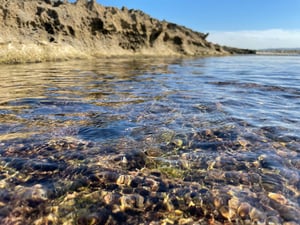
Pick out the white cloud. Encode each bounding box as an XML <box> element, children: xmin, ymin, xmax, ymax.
<box><xmin>207</xmin><ymin>29</ymin><xmax>300</xmax><ymax>49</ymax></box>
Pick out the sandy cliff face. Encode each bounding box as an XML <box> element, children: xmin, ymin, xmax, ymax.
<box><xmin>0</xmin><ymin>0</ymin><xmax>255</xmax><ymax>63</ymax></box>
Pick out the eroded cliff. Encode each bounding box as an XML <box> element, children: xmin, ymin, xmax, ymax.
<box><xmin>0</xmin><ymin>0</ymin><xmax>255</xmax><ymax>63</ymax></box>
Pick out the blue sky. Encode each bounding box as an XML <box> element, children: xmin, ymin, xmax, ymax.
<box><xmin>87</xmin><ymin>0</ymin><xmax>300</xmax><ymax>49</ymax></box>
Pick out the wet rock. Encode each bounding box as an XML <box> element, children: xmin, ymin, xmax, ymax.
<box><xmin>87</xmin><ymin>170</ymin><xmax>119</xmax><ymax>184</ymax></box>
<box><xmin>103</xmin><ymin>192</ymin><xmax>121</xmax><ymax>205</ymax></box>
<box><xmin>268</xmin><ymin>199</ymin><xmax>300</xmax><ymax>222</ymax></box>
<box><xmin>249</xmin><ymin>208</ymin><xmax>266</xmax><ymax>224</ymax></box>
<box><xmin>6</xmin><ymin>158</ymin><xmax>26</xmax><ymax>171</ymax></box>
<box><xmin>283</xmin><ymin>222</ymin><xmax>299</xmax><ymax>225</ymax></box>
<box><xmin>30</xmin><ymin>160</ymin><xmax>60</xmax><ymax>172</ymax></box>
<box><xmin>219</xmin><ymin>205</ymin><xmax>235</xmax><ymax>221</ymax></box>
<box><xmin>268</xmin><ymin>193</ymin><xmax>287</xmax><ymax>205</ymax></box>
<box><xmin>260</xmin><ymin>173</ymin><xmax>284</xmax><ymax>192</ymax></box>
<box><xmin>237</xmin><ymin>202</ymin><xmax>251</xmax><ymax>219</ymax></box>
<box><xmin>69</xmin><ymin>177</ymin><xmax>89</xmax><ymax>191</ymax></box>
<box><xmin>32</xmin><ymin>213</ymin><xmax>59</xmax><ymax>225</ymax></box>
<box><xmin>144</xmin><ymin>147</ymin><xmax>163</xmax><ymax>157</ymax></box>
<box><xmin>77</xmin><ymin>210</ymin><xmax>110</xmax><ymax>225</ymax></box>
<box><xmin>120</xmin><ymin>194</ymin><xmax>144</xmax><ymax>210</ymax></box>
<box><xmin>0</xmin><ymin>206</ymin><xmax>11</xmax><ymax>218</ymax></box>
<box><xmin>15</xmin><ymin>184</ymin><xmax>48</xmax><ymax>202</ymax></box>
<box><xmin>118</xmin><ymin>150</ymin><xmax>147</xmax><ymax>170</ymax></box>
<box><xmin>266</xmin><ymin>216</ymin><xmax>282</xmax><ymax>225</ymax></box>
<box><xmin>188</xmin><ymin>205</ymin><xmax>204</xmax><ymax>218</ymax></box>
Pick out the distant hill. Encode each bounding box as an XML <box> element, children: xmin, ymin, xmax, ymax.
<box><xmin>0</xmin><ymin>0</ymin><xmax>255</xmax><ymax>64</ymax></box>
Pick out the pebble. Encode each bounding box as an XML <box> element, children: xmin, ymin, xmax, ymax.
<box><xmin>117</xmin><ymin>174</ymin><xmax>134</xmax><ymax>186</ymax></box>
<box><xmin>268</xmin><ymin>192</ymin><xmax>287</xmax><ymax>204</ymax></box>
<box><xmin>1</xmin><ymin>124</ymin><xmax>299</xmax><ymax>225</ymax></box>
<box><xmin>219</xmin><ymin>205</ymin><xmax>235</xmax><ymax>220</ymax></box>
<box><xmin>120</xmin><ymin>194</ymin><xmax>144</xmax><ymax>210</ymax></box>
<box><xmin>237</xmin><ymin>202</ymin><xmax>251</xmax><ymax>219</ymax></box>
<box><xmin>15</xmin><ymin>184</ymin><xmax>48</xmax><ymax>201</ymax></box>
<box><xmin>249</xmin><ymin>208</ymin><xmax>266</xmax><ymax>224</ymax></box>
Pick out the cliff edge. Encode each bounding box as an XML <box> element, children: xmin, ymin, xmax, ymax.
<box><xmin>0</xmin><ymin>0</ymin><xmax>255</xmax><ymax>63</ymax></box>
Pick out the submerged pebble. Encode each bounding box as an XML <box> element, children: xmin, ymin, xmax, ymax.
<box><xmin>0</xmin><ymin>57</ymin><xmax>299</xmax><ymax>224</ymax></box>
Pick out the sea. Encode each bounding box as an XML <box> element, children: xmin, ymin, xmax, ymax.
<box><xmin>0</xmin><ymin>55</ymin><xmax>299</xmax><ymax>224</ymax></box>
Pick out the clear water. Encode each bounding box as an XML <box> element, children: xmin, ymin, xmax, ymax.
<box><xmin>1</xmin><ymin>56</ymin><xmax>299</xmax><ymax>142</ymax></box>
<box><xmin>0</xmin><ymin>56</ymin><xmax>299</xmax><ymax>223</ymax></box>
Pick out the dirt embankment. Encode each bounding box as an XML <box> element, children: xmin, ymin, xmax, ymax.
<box><xmin>0</xmin><ymin>0</ymin><xmax>255</xmax><ymax>63</ymax></box>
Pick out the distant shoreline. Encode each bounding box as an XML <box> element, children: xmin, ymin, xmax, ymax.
<box><xmin>256</xmin><ymin>49</ymin><xmax>300</xmax><ymax>56</ymax></box>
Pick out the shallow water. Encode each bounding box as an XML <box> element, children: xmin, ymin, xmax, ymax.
<box><xmin>0</xmin><ymin>56</ymin><xmax>299</xmax><ymax>224</ymax></box>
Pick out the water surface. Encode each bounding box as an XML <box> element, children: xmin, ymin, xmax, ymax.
<box><xmin>0</xmin><ymin>56</ymin><xmax>299</xmax><ymax>224</ymax></box>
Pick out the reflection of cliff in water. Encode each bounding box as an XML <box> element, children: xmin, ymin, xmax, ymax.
<box><xmin>0</xmin><ymin>57</ymin><xmax>188</xmax><ymax>141</ymax></box>
<box><xmin>0</xmin><ymin>57</ymin><xmax>182</xmax><ymax>101</ymax></box>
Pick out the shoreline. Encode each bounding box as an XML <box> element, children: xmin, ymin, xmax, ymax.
<box><xmin>256</xmin><ymin>51</ymin><xmax>300</xmax><ymax>56</ymax></box>
<box><xmin>0</xmin><ymin>42</ymin><xmax>252</xmax><ymax>65</ymax></box>
<box><xmin>0</xmin><ymin>42</ymin><xmax>258</xmax><ymax>65</ymax></box>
